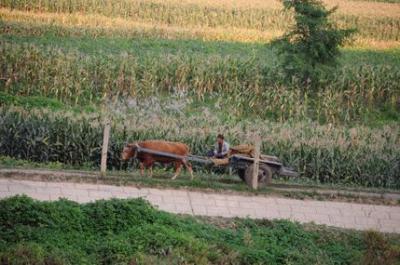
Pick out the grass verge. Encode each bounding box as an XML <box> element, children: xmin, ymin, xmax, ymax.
<box><xmin>0</xmin><ymin>195</ymin><xmax>399</xmax><ymax>264</ymax></box>
<box><xmin>1</xmin><ymin>156</ymin><xmax>399</xmax><ymax>205</ymax></box>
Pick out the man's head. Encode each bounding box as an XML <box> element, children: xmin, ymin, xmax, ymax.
<box><xmin>217</xmin><ymin>134</ymin><xmax>224</xmax><ymax>144</ymax></box>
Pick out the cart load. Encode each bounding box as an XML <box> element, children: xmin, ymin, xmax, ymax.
<box><xmin>209</xmin><ymin>144</ymin><xmax>297</xmax><ymax>187</ymax></box>
<box><xmin>210</xmin><ymin>144</ymin><xmax>279</xmax><ymax>166</ymax></box>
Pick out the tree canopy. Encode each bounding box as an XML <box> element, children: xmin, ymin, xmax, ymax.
<box><xmin>272</xmin><ymin>0</ymin><xmax>355</xmax><ymax>86</ymax></box>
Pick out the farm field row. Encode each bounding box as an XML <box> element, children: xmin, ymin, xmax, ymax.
<box><xmin>1</xmin><ymin>13</ymin><xmax>399</xmax><ymax>121</ymax></box>
<box><xmin>0</xmin><ymin>106</ymin><xmax>399</xmax><ymax>189</ymax></box>
<box><xmin>1</xmin><ymin>37</ymin><xmax>399</xmax><ymax>123</ymax></box>
<box><xmin>1</xmin><ymin>7</ymin><xmax>400</xmax><ymax>47</ymax></box>
<box><xmin>2</xmin><ymin>0</ymin><xmax>400</xmax><ymax>21</ymax></box>
<box><xmin>0</xmin><ymin>0</ymin><xmax>399</xmax><ymax>191</ymax></box>
<box><xmin>1</xmin><ymin>4</ymin><xmax>399</xmax><ymax>124</ymax></box>
<box><xmin>128</xmin><ymin>0</ymin><xmax>400</xmax><ymax>11</ymax></box>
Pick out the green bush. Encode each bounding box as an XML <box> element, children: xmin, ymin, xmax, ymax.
<box><xmin>272</xmin><ymin>0</ymin><xmax>355</xmax><ymax>85</ymax></box>
<box><xmin>1</xmin><ymin>195</ymin><xmax>398</xmax><ymax>264</ymax></box>
<box><xmin>360</xmin><ymin>231</ymin><xmax>400</xmax><ymax>265</ymax></box>
<box><xmin>0</xmin><ymin>242</ymin><xmax>64</xmax><ymax>265</ymax></box>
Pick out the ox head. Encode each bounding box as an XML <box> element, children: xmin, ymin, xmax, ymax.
<box><xmin>121</xmin><ymin>143</ymin><xmax>138</xmax><ymax>161</ymax></box>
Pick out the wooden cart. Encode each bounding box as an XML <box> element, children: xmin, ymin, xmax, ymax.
<box><xmin>134</xmin><ymin>146</ymin><xmax>298</xmax><ymax>187</ymax></box>
<box><xmin>229</xmin><ymin>154</ymin><xmax>298</xmax><ymax>187</ymax></box>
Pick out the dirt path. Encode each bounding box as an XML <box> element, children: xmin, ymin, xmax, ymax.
<box><xmin>1</xmin><ymin>168</ymin><xmax>399</xmax><ymax>203</ymax></box>
<box><xmin>271</xmin><ymin>185</ymin><xmax>400</xmax><ymax>200</ymax></box>
<box><xmin>1</xmin><ymin>172</ymin><xmax>400</xmax><ymax>233</ymax></box>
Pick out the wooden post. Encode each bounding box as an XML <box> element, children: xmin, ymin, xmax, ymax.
<box><xmin>251</xmin><ymin>134</ymin><xmax>261</xmax><ymax>190</ymax></box>
<box><xmin>100</xmin><ymin>119</ymin><xmax>111</xmax><ymax>177</ymax></box>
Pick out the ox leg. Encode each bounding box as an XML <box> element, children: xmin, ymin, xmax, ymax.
<box><xmin>184</xmin><ymin>161</ymin><xmax>194</xmax><ymax>180</ymax></box>
<box><xmin>139</xmin><ymin>162</ymin><xmax>145</xmax><ymax>176</ymax></box>
<box><xmin>171</xmin><ymin>162</ymin><xmax>182</xmax><ymax>180</ymax></box>
<box><xmin>144</xmin><ymin>159</ymin><xmax>154</xmax><ymax>178</ymax></box>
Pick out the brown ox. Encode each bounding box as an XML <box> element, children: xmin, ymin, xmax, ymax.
<box><xmin>121</xmin><ymin>140</ymin><xmax>194</xmax><ymax>180</ymax></box>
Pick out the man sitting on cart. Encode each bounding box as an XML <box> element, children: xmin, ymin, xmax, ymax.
<box><xmin>207</xmin><ymin>134</ymin><xmax>230</xmax><ymax>159</ymax></box>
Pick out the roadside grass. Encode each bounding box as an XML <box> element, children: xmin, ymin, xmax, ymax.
<box><xmin>0</xmin><ymin>195</ymin><xmax>399</xmax><ymax>264</ymax></box>
<box><xmin>0</xmin><ymin>155</ymin><xmax>76</xmax><ymax>170</ymax></box>
<box><xmin>1</xmin><ymin>156</ymin><xmax>399</xmax><ymax>205</ymax></box>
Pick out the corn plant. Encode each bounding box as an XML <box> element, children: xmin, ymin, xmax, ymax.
<box><xmin>1</xmin><ymin>0</ymin><xmax>399</xmax><ymax>41</ymax></box>
<box><xmin>0</xmin><ymin>107</ymin><xmax>399</xmax><ymax>188</ymax></box>
<box><xmin>1</xmin><ymin>41</ymin><xmax>399</xmax><ymax>123</ymax></box>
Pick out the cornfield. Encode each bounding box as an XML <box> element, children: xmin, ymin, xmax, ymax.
<box><xmin>1</xmin><ymin>0</ymin><xmax>400</xmax><ymax>41</ymax></box>
<box><xmin>0</xmin><ymin>107</ymin><xmax>399</xmax><ymax>188</ymax></box>
<box><xmin>0</xmin><ymin>0</ymin><xmax>399</xmax><ymax>189</ymax></box>
<box><xmin>1</xmin><ymin>41</ymin><xmax>399</xmax><ymax>123</ymax></box>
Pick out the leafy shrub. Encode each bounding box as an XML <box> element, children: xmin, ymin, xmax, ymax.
<box><xmin>0</xmin><ymin>243</ymin><xmax>64</xmax><ymax>265</ymax></box>
<box><xmin>360</xmin><ymin>231</ymin><xmax>400</xmax><ymax>265</ymax></box>
<box><xmin>272</xmin><ymin>0</ymin><xmax>355</xmax><ymax>85</ymax></box>
<box><xmin>82</xmin><ymin>198</ymin><xmax>157</xmax><ymax>233</ymax></box>
<box><xmin>2</xmin><ymin>196</ymin><xmax>397</xmax><ymax>264</ymax></box>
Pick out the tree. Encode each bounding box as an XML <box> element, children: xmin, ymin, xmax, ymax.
<box><xmin>272</xmin><ymin>0</ymin><xmax>355</xmax><ymax>86</ymax></box>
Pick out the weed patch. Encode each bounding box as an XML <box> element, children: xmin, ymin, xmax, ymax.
<box><xmin>1</xmin><ymin>196</ymin><xmax>399</xmax><ymax>264</ymax></box>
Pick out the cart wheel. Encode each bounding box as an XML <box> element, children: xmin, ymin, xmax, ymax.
<box><xmin>244</xmin><ymin>164</ymin><xmax>273</xmax><ymax>187</ymax></box>
<box><xmin>237</xmin><ymin>169</ymin><xmax>245</xmax><ymax>181</ymax></box>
